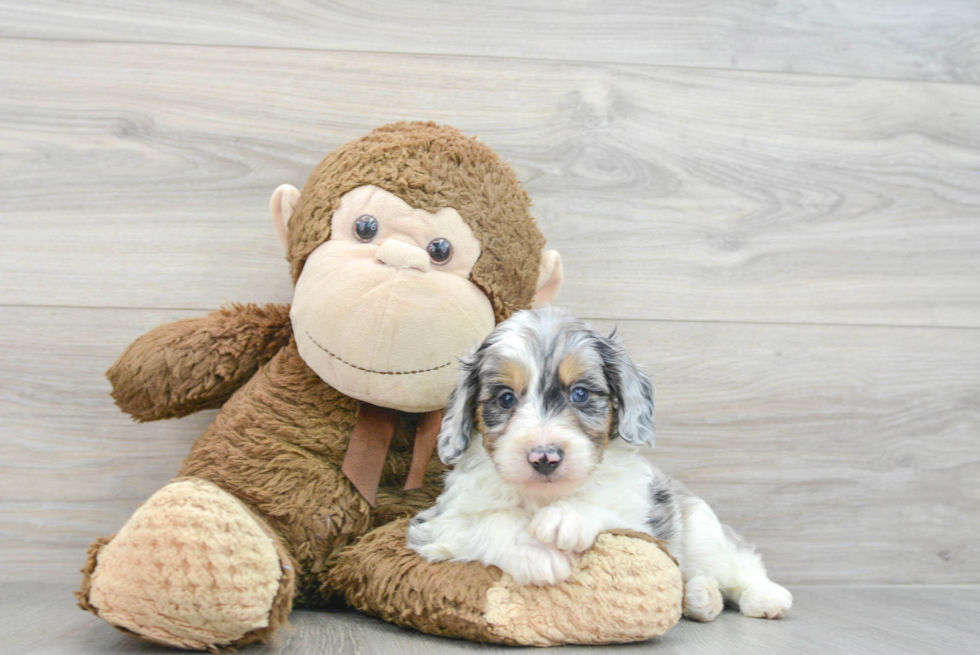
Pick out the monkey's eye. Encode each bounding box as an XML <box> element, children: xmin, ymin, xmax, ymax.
<box><xmin>427</xmin><ymin>238</ymin><xmax>453</xmax><ymax>264</ymax></box>
<box><xmin>497</xmin><ymin>391</ymin><xmax>518</xmax><ymax>410</ymax></box>
<box><xmin>354</xmin><ymin>215</ymin><xmax>379</xmax><ymax>242</ymax></box>
<box><xmin>570</xmin><ymin>387</ymin><xmax>590</xmax><ymax>404</ymax></box>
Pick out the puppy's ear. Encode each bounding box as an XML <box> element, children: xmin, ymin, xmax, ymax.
<box><xmin>438</xmin><ymin>349</ymin><xmax>482</xmax><ymax>465</ymax></box>
<box><xmin>599</xmin><ymin>331</ymin><xmax>655</xmax><ymax>446</ymax></box>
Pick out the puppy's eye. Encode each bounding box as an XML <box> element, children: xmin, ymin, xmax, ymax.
<box><xmin>497</xmin><ymin>391</ymin><xmax>518</xmax><ymax>410</ymax></box>
<box><xmin>427</xmin><ymin>238</ymin><xmax>452</xmax><ymax>264</ymax></box>
<box><xmin>354</xmin><ymin>215</ymin><xmax>379</xmax><ymax>242</ymax></box>
<box><xmin>570</xmin><ymin>387</ymin><xmax>590</xmax><ymax>404</ymax></box>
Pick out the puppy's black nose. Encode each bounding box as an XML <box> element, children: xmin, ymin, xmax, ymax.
<box><xmin>528</xmin><ymin>445</ymin><xmax>563</xmax><ymax>475</ymax></box>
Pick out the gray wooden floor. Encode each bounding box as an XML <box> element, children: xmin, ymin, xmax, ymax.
<box><xmin>3</xmin><ymin>583</ymin><xmax>979</xmax><ymax>655</ymax></box>
<box><xmin>1</xmin><ymin>1</ymin><xmax>979</xmax><ymax>652</ymax></box>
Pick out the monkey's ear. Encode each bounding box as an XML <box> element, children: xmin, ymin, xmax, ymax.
<box><xmin>532</xmin><ymin>250</ymin><xmax>563</xmax><ymax>307</ymax></box>
<box><xmin>270</xmin><ymin>184</ymin><xmax>301</xmax><ymax>251</ymax></box>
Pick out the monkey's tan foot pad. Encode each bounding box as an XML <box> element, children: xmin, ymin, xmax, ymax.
<box><xmin>330</xmin><ymin>519</ymin><xmax>684</xmax><ymax>646</ymax></box>
<box><xmin>76</xmin><ymin>478</ymin><xmax>295</xmax><ymax>652</ymax></box>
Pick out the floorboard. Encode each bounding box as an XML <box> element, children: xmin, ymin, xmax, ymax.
<box><xmin>3</xmin><ymin>583</ymin><xmax>978</xmax><ymax>655</ymax></box>
<box><xmin>1</xmin><ymin>1</ymin><xmax>978</xmax><ymax>83</ymax></box>
<box><xmin>2</xmin><ymin>41</ymin><xmax>980</xmax><ymax>326</ymax></box>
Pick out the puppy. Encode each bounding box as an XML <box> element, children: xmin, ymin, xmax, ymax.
<box><xmin>408</xmin><ymin>306</ymin><xmax>792</xmax><ymax>621</ymax></box>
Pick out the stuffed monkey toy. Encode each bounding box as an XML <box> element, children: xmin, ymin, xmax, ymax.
<box><xmin>76</xmin><ymin>122</ymin><xmax>682</xmax><ymax>651</ymax></box>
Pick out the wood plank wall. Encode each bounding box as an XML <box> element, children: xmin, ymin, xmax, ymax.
<box><xmin>1</xmin><ymin>1</ymin><xmax>978</xmax><ymax>586</ymax></box>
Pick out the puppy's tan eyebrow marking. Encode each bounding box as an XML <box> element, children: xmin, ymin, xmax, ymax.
<box><xmin>558</xmin><ymin>353</ymin><xmax>588</xmax><ymax>387</ymax></box>
<box><xmin>498</xmin><ymin>359</ymin><xmax>528</xmax><ymax>393</ymax></box>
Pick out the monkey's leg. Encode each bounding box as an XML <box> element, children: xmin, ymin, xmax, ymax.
<box><xmin>108</xmin><ymin>303</ymin><xmax>292</xmax><ymax>421</ymax></box>
<box><xmin>329</xmin><ymin>520</ymin><xmax>684</xmax><ymax>646</ymax></box>
<box><xmin>76</xmin><ymin>453</ymin><xmax>371</xmax><ymax>651</ymax></box>
<box><xmin>79</xmin><ymin>354</ymin><xmax>376</xmax><ymax>648</ymax></box>
<box><xmin>77</xmin><ymin>478</ymin><xmax>295</xmax><ymax>651</ymax></box>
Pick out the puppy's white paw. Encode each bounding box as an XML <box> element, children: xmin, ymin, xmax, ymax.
<box><xmin>739</xmin><ymin>580</ymin><xmax>793</xmax><ymax>619</ymax></box>
<box><xmin>684</xmin><ymin>575</ymin><xmax>724</xmax><ymax>622</ymax></box>
<box><xmin>529</xmin><ymin>505</ymin><xmax>598</xmax><ymax>553</ymax></box>
<box><xmin>502</xmin><ymin>544</ymin><xmax>578</xmax><ymax>586</ymax></box>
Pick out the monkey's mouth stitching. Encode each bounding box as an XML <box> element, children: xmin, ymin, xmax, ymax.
<box><xmin>305</xmin><ymin>331</ymin><xmax>452</xmax><ymax>375</ymax></box>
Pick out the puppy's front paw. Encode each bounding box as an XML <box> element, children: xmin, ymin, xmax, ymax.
<box><xmin>739</xmin><ymin>580</ymin><xmax>793</xmax><ymax>619</ymax></box>
<box><xmin>529</xmin><ymin>505</ymin><xmax>598</xmax><ymax>553</ymax></box>
<box><xmin>502</xmin><ymin>544</ymin><xmax>578</xmax><ymax>586</ymax></box>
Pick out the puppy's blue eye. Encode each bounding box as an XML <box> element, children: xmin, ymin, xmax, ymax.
<box><xmin>570</xmin><ymin>387</ymin><xmax>590</xmax><ymax>404</ymax></box>
<box><xmin>498</xmin><ymin>392</ymin><xmax>518</xmax><ymax>410</ymax></box>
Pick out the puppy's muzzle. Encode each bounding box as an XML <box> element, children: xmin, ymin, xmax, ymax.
<box><xmin>528</xmin><ymin>444</ymin><xmax>563</xmax><ymax>476</ymax></box>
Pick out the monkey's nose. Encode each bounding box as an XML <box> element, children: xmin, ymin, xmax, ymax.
<box><xmin>375</xmin><ymin>239</ymin><xmax>430</xmax><ymax>272</ymax></box>
<box><xmin>528</xmin><ymin>445</ymin><xmax>563</xmax><ymax>475</ymax></box>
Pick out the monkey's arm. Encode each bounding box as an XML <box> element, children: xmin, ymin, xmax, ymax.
<box><xmin>107</xmin><ymin>303</ymin><xmax>292</xmax><ymax>421</ymax></box>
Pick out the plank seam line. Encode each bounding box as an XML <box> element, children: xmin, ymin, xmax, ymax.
<box><xmin>0</xmin><ymin>34</ymin><xmax>976</xmax><ymax>89</ymax></box>
<box><xmin>2</xmin><ymin>302</ymin><xmax>979</xmax><ymax>331</ymax></box>
<box><xmin>576</xmin><ymin>315</ymin><xmax>980</xmax><ymax>331</ymax></box>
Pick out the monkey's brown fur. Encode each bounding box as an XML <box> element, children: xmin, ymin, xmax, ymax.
<box><xmin>107</xmin><ymin>303</ymin><xmax>294</xmax><ymax>422</ymax></box>
<box><xmin>76</xmin><ymin>123</ymin><xmax>681</xmax><ymax>650</ymax></box>
<box><xmin>289</xmin><ymin>122</ymin><xmax>545</xmax><ymax>319</ymax></box>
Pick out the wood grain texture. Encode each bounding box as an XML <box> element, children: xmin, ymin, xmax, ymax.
<box><xmin>1</xmin><ymin>1</ymin><xmax>979</xmax><ymax>84</ymax></box>
<box><xmin>2</xmin><ymin>583</ymin><xmax>978</xmax><ymax>655</ymax></box>
<box><xmin>2</xmin><ymin>5</ymin><xmax>980</xmax><ymax>635</ymax></box>
<box><xmin>0</xmin><ymin>307</ymin><xmax>215</xmax><ymax>582</ymax></box>
<box><xmin>602</xmin><ymin>318</ymin><xmax>980</xmax><ymax>586</ymax></box>
<box><xmin>2</xmin><ymin>40</ymin><xmax>980</xmax><ymax>327</ymax></box>
<box><xmin>1</xmin><ymin>306</ymin><xmax>977</xmax><ymax>585</ymax></box>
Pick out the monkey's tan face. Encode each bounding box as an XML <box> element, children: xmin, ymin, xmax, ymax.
<box><xmin>291</xmin><ymin>185</ymin><xmax>496</xmax><ymax>412</ymax></box>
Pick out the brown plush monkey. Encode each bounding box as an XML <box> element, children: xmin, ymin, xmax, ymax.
<box><xmin>76</xmin><ymin>122</ymin><xmax>682</xmax><ymax>651</ymax></box>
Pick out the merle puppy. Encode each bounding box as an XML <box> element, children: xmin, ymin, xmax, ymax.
<box><xmin>408</xmin><ymin>306</ymin><xmax>792</xmax><ymax>621</ymax></box>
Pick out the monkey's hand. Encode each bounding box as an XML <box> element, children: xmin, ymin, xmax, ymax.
<box><xmin>107</xmin><ymin>303</ymin><xmax>292</xmax><ymax>421</ymax></box>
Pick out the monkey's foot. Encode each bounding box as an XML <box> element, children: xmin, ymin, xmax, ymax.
<box><xmin>331</xmin><ymin>520</ymin><xmax>684</xmax><ymax>646</ymax></box>
<box><xmin>76</xmin><ymin>478</ymin><xmax>295</xmax><ymax>651</ymax></box>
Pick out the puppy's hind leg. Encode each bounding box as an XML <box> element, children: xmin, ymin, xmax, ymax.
<box><xmin>679</xmin><ymin>497</ymin><xmax>792</xmax><ymax>620</ymax></box>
